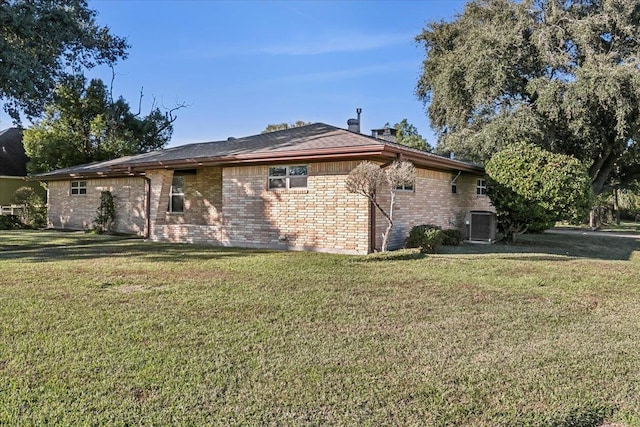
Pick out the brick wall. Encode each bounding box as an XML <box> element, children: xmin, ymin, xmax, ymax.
<box><xmin>222</xmin><ymin>161</ymin><xmax>370</xmax><ymax>254</ymax></box>
<box><xmin>374</xmin><ymin>169</ymin><xmax>494</xmax><ymax>251</ymax></box>
<box><xmin>47</xmin><ymin>177</ymin><xmax>146</xmax><ymax>235</ymax></box>
<box><xmin>46</xmin><ymin>161</ymin><xmax>493</xmax><ymax>254</ymax></box>
<box><xmin>147</xmin><ymin>168</ymin><xmax>224</xmax><ymax>244</ymax></box>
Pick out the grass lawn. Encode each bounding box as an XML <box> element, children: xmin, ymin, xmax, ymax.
<box><xmin>1</xmin><ymin>230</ymin><xmax>640</xmax><ymax>426</ymax></box>
<box><xmin>557</xmin><ymin>220</ymin><xmax>640</xmax><ymax>234</ymax></box>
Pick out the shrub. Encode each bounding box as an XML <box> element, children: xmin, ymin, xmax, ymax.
<box><xmin>406</xmin><ymin>224</ymin><xmax>444</xmax><ymax>254</ymax></box>
<box><xmin>486</xmin><ymin>142</ymin><xmax>592</xmax><ymax>243</ymax></box>
<box><xmin>0</xmin><ymin>214</ymin><xmax>25</xmax><ymax>230</ymax></box>
<box><xmin>442</xmin><ymin>229</ymin><xmax>463</xmax><ymax>246</ymax></box>
<box><xmin>93</xmin><ymin>190</ymin><xmax>116</xmax><ymax>233</ymax></box>
<box><xmin>11</xmin><ymin>186</ymin><xmax>46</xmax><ymax>229</ymax></box>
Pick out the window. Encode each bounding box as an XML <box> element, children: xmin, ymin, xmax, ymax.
<box><xmin>476</xmin><ymin>179</ymin><xmax>487</xmax><ymax>195</ymax></box>
<box><xmin>452</xmin><ymin>171</ymin><xmax>461</xmax><ymax>194</ymax></box>
<box><xmin>395</xmin><ymin>182</ymin><xmax>414</xmax><ymax>192</ymax></box>
<box><xmin>71</xmin><ymin>181</ymin><xmax>87</xmax><ymax>195</ymax></box>
<box><xmin>169</xmin><ymin>175</ymin><xmax>185</xmax><ymax>213</ymax></box>
<box><xmin>268</xmin><ymin>165</ymin><xmax>308</xmax><ymax>189</ymax></box>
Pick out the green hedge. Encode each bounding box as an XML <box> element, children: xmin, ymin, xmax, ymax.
<box><xmin>0</xmin><ymin>215</ymin><xmax>25</xmax><ymax>230</ymax></box>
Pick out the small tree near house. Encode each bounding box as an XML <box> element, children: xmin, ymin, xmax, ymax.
<box><xmin>94</xmin><ymin>190</ymin><xmax>116</xmax><ymax>233</ymax></box>
<box><xmin>11</xmin><ymin>186</ymin><xmax>46</xmax><ymax>229</ymax></box>
<box><xmin>346</xmin><ymin>160</ymin><xmax>415</xmax><ymax>252</ymax></box>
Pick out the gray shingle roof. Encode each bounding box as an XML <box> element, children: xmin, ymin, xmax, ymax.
<box><xmin>37</xmin><ymin>122</ymin><xmax>482</xmax><ymax>179</ymax></box>
<box><xmin>118</xmin><ymin>123</ymin><xmax>383</xmax><ymax>166</ymax></box>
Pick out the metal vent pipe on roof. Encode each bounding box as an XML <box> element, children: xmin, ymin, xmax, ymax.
<box><xmin>347</xmin><ymin>108</ymin><xmax>362</xmax><ymax>133</ymax></box>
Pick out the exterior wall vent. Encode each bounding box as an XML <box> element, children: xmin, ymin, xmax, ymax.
<box><xmin>464</xmin><ymin>210</ymin><xmax>496</xmax><ymax>243</ymax></box>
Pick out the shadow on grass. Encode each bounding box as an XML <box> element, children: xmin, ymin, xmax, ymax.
<box><xmin>1</xmin><ymin>228</ymin><xmax>639</xmax><ymax>263</ymax></box>
<box><xmin>438</xmin><ymin>231</ymin><xmax>640</xmax><ymax>261</ymax></box>
<box><xmin>361</xmin><ymin>231</ymin><xmax>639</xmax><ymax>262</ymax></box>
<box><xmin>0</xmin><ymin>230</ymin><xmax>265</xmax><ymax>263</ymax></box>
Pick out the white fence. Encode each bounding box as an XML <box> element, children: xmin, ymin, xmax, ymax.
<box><xmin>0</xmin><ymin>205</ymin><xmax>24</xmax><ymax>216</ymax></box>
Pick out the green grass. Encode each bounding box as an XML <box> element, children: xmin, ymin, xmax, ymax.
<box><xmin>1</xmin><ymin>230</ymin><xmax>640</xmax><ymax>426</ymax></box>
<box><xmin>558</xmin><ymin>220</ymin><xmax>640</xmax><ymax>234</ymax></box>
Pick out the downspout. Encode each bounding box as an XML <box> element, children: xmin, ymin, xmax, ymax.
<box><xmin>369</xmin><ymin>198</ymin><xmax>376</xmax><ymax>253</ymax></box>
<box><xmin>143</xmin><ymin>176</ymin><xmax>151</xmax><ymax>240</ymax></box>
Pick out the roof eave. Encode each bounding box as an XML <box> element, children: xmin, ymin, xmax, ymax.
<box><xmin>34</xmin><ymin>171</ymin><xmax>144</xmax><ymax>181</ymax></box>
<box><xmin>110</xmin><ymin>145</ymin><xmax>389</xmax><ymax>172</ymax></box>
<box><xmin>380</xmin><ymin>145</ymin><xmax>483</xmax><ymax>173</ymax></box>
<box><xmin>36</xmin><ymin>143</ymin><xmax>484</xmax><ymax>180</ymax></box>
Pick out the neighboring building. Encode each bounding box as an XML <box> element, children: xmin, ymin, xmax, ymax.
<box><xmin>37</xmin><ymin>123</ymin><xmax>493</xmax><ymax>254</ymax></box>
<box><xmin>0</xmin><ymin>128</ymin><xmax>45</xmax><ymax>206</ymax></box>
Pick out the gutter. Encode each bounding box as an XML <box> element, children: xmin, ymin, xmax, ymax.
<box><xmin>380</xmin><ymin>145</ymin><xmax>483</xmax><ymax>174</ymax></box>
<box><xmin>109</xmin><ymin>147</ymin><xmax>483</xmax><ymax>175</ymax></box>
<box><xmin>109</xmin><ymin>145</ymin><xmax>389</xmax><ymax>173</ymax></box>
<box><xmin>143</xmin><ymin>176</ymin><xmax>151</xmax><ymax>240</ymax></box>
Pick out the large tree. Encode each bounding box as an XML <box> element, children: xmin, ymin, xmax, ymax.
<box><xmin>416</xmin><ymin>0</ymin><xmax>640</xmax><ymax>195</ymax></box>
<box><xmin>23</xmin><ymin>76</ymin><xmax>178</xmax><ymax>173</ymax></box>
<box><xmin>0</xmin><ymin>0</ymin><xmax>128</xmax><ymax>121</ymax></box>
<box><xmin>392</xmin><ymin>119</ymin><xmax>432</xmax><ymax>152</ymax></box>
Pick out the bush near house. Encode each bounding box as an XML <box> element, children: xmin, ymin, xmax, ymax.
<box><xmin>0</xmin><ymin>214</ymin><xmax>25</xmax><ymax>230</ymax></box>
<box><xmin>441</xmin><ymin>228</ymin><xmax>463</xmax><ymax>246</ymax></box>
<box><xmin>486</xmin><ymin>142</ymin><xmax>592</xmax><ymax>243</ymax></box>
<box><xmin>406</xmin><ymin>225</ymin><xmax>464</xmax><ymax>253</ymax></box>
<box><xmin>11</xmin><ymin>186</ymin><xmax>46</xmax><ymax>229</ymax></box>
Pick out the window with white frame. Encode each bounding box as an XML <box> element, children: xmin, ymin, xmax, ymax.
<box><xmin>476</xmin><ymin>179</ymin><xmax>487</xmax><ymax>195</ymax></box>
<box><xmin>395</xmin><ymin>182</ymin><xmax>414</xmax><ymax>192</ymax></box>
<box><xmin>268</xmin><ymin>165</ymin><xmax>308</xmax><ymax>189</ymax></box>
<box><xmin>70</xmin><ymin>181</ymin><xmax>87</xmax><ymax>195</ymax></box>
<box><xmin>169</xmin><ymin>175</ymin><xmax>185</xmax><ymax>213</ymax></box>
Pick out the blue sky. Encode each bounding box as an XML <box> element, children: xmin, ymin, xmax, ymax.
<box><xmin>10</xmin><ymin>1</ymin><xmax>470</xmax><ymax>147</ymax></box>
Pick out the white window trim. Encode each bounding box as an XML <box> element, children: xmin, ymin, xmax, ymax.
<box><xmin>476</xmin><ymin>179</ymin><xmax>487</xmax><ymax>195</ymax></box>
<box><xmin>395</xmin><ymin>182</ymin><xmax>415</xmax><ymax>192</ymax></box>
<box><xmin>169</xmin><ymin>175</ymin><xmax>185</xmax><ymax>213</ymax></box>
<box><xmin>268</xmin><ymin>165</ymin><xmax>308</xmax><ymax>190</ymax></box>
<box><xmin>70</xmin><ymin>181</ymin><xmax>87</xmax><ymax>196</ymax></box>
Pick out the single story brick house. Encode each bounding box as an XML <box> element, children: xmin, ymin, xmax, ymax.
<box><xmin>37</xmin><ymin>123</ymin><xmax>494</xmax><ymax>254</ymax></box>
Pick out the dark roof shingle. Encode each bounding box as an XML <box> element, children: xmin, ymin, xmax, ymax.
<box><xmin>0</xmin><ymin>128</ymin><xmax>28</xmax><ymax>176</ymax></box>
<box><xmin>37</xmin><ymin>122</ymin><xmax>482</xmax><ymax>179</ymax></box>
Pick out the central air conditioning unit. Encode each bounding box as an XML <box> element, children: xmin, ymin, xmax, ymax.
<box><xmin>464</xmin><ymin>211</ymin><xmax>496</xmax><ymax>243</ymax></box>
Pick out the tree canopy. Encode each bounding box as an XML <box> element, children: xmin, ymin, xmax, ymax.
<box><xmin>23</xmin><ymin>76</ymin><xmax>177</xmax><ymax>173</ymax></box>
<box><xmin>416</xmin><ymin>0</ymin><xmax>640</xmax><ymax>195</ymax></box>
<box><xmin>262</xmin><ymin>121</ymin><xmax>311</xmax><ymax>133</ymax></box>
<box><xmin>0</xmin><ymin>0</ymin><xmax>128</xmax><ymax>122</ymax></box>
<box><xmin>486</xmin><ymin>142</ymin><xmax>592</xmax><ymax>242</ymax></box>
<box><xmin>391</xmin><ymin>119</ymin><xmax>432</xmax><ymax>152</ymax></box>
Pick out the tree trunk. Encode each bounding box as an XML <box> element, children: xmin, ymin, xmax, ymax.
<box><xmin>380</xmin><ymin>191</ymin><xmax>396</xmax><ymax>252</ymax></box>
<box><xmin>381</xmin><ymin>218</ymin><xmax>393</xmax><ymax>252</ymax></box>
<box><xmin>613</xmin><ymin>187</ymin><xmax>620</xmax><ymax>225</ymax></box>
<box><xmin>590</xmin><ymin>148</ymin><xmax>617</xmax><ymax>196</ymax></box>
<box><xmin>590</xmin><ymin>208</ymin><xmax>600</xmax><ymax>230</ymax></box>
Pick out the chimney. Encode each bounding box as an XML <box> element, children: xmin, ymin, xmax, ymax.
<box><xmin>347</xmin><ymin>108</ymin><xmax>362</xmax><ymax>133</ymax></box>
<box><xmin>371</xmin><ymin>125</ymin><xmax>397</xmax><ymax>143</ymax></box>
